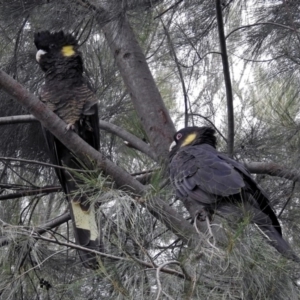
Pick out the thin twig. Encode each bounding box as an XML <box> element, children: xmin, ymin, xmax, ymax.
<box><xmin>31</xmin><ymin>234</ymin><xmax>185</xmax><ymax>278</ymax></box>
<box><xmin>278</xmin><ymin>181</ymin><xmax>296</xmax><ymax>218</ymax></box>
<box><xmin>0</xmin><ymin>157</ymin><xmax>98</xmax><ymax>173</ymax></box>
<box><xmin>0</xmin><ymin>186</ymin><xmax>61</xmax><ymax>201</ymax></box>
<box><xmin>155</xmin><ymin>260</ymin><xmax>180</xmax><ymax>300</ymax></box>
<box><xmin>100</xmin><ymin>119</ymin><xmax>157</xmax><ymax>161</ymax></box>
<box><xmin>154</xmin><ymin>0</ymin><xmax>183</xmax><ymax>20</ymax></box>
<box><xmin>193</xmin><ymin>215</ymin><xmax>219</xmax><ymax>253</ymax></box>
<box><xmin>160</xmin><ymin>19</ymin><xmax>190</xmax><ymax>127</ymax></box>
<box><xmin>188</xmin><ymin>113</ymin><xmax>227</xmax><ymax>142</ymax></box>
<box><xmin>0</xmin><ymin>213</ymin><xmax>71</xmax><ymax>247</ymax></box>
<box><xmin>216</xmin><ymin>0</ymin><xmax>234</xmax><ymax>157</ymax></box>
<box><xmin>226</xmin><ymin>22</ymin><xmax>300</xmax><ymax>41</ymax></box>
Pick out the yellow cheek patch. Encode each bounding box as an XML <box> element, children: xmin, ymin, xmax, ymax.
<box><xmin>62</xmin><ymin>45</ymin><xmax>75</xmax><ymax>57</ymax></box>
<box><xmin>181</xmin><ymin>133</ymin><xmax>197</xmax><ymax>147</ymax></box>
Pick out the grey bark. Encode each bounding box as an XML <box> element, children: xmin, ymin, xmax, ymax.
<box><xmin>101</xmin><ymin>12</ymin><xmax>176</xmax><ymax>161</ymax></box>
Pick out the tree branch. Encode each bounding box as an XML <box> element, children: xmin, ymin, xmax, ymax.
<box><xmin>245</xmin><ymin>161</ymin><xmax>300</xmax><ymax>182</ymax></box>
<box><xmin>278</xmin><ymin>181</ymin><xmax>296</xmax><ymax>218</ymax></box>
<box><xmin>161</xmin><ymin>19</ymin><xmax>190</xmax><ymax>127</ymax></box>
<box><xmin>33</xmin><ymin>234</ymin><xmax>185</xmax><ymax>278</ymax></box>
<box><xmin>0</xmin><ymin>186</ymin><xmax>61</xmax><ymax>201</ymax></box>
<box><xmin>188</xmin><ymin>113</ymin><xmax>227</xmax><ymax>143</ymax></box>
<box><xmin>0</xmin><ymin>115</ymin><xmax>157</xmax><ymax>161</ymax></box>
<box><xmin>226</xmin><ymin>22</ymin><xmax>300</xmax><ymax>41</ymax></box>
<box><xmin>0</xmin><ymin>114</ymin><xmax>36</xmax><ymax>124</ymax></box>
<box><xmin>0</xmin><ymin>156</ymin><xmax>98</xmax><ymax>173</ymax></box>
<box><xmin>154</xmin><ymin>0</ymin><xmax>183</xmax><ymax>20</ymax></box>
<box><xmin>101</xmin><ymin>11</ymin><xmax>176</xmax><ymax>161</ymax></box>
<box><xmin>0</xmin><ymin>212</ymin><xmax>71</xmax><ymax>247</ymax></box>
<box><xmin>1</xmin><ymin>114</ymin><xmax>298</xmax><ymax>183</ymax></box>
<box><xmin>215</xmin><ymin>0</ymin><xmax>234</xmax><ymax>157</ymax></box>
<box><xmin>0</xmin><ymin>69</ymin><xmax>198</xmax><ymax>247</ymax></box>
<box><xmin>99</xmin><ymin>120</ymin><xmax>157</xmax><ymax>161</ymax></box>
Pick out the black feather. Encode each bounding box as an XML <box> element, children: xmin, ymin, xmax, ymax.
<box><xmin>34</xmin><ymin>30</ymin><xmax>83</xmax><ymax>75</ymax></box>
<box><xmin>34</xmin><ymin>30</ymin><xmax>78</xmax><ymax>51</ymax></box>
<box><xmin>35</xmin><ymin>30</ymin><xmax>100</xmax><ymax>269</ymax></box>
<box><xmin>169</xmin><ymin>126</ymin><xmax>299</xmax><ymax>262</ymax></box>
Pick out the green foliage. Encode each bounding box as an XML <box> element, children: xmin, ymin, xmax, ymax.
<box><xmin>0</xmin><ymin>0</ymin><xmax>300</xmax><ymax>299</ymax></box>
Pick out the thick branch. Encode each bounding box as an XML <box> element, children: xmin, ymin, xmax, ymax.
<box><xmin>216</xmin><ymin>0</ymin><xmax>234</xmax><ymax>157</ymax></box>
<box><xmin>78</xmin><ymin>2</ymin><xmax>176</xmax><ymax>161</ymax></box>
<box><xmin>0</xmin><ymin>114</ymin><xmax>298</xmax><ymax>184</ymax></box>
<box><xmin>101</xmin><ymin>11</ymin><xmax>176</xmax><ymax>161</ymax></box>
<box><xmin>245</xmin><ymin>162</ymin><xmax>300</xmax><ymax>182</ymax></box>
<box><xmin>0</xmin><ymin>69</ymin><xmax>198</xmax><ymax>246</ymax></box>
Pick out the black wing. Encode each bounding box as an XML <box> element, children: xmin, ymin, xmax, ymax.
<box><xmin>170</xmin><ymin>144</ymin><xmax>245</xmax><ymax>201</ymax></box>
<box><xmin>170</xmin><ymin>143</ymin><xmax>281</xmax><ymax>234</ymax></box>
<box><xmin>217</xmin><ymin>152</ymin><xmax>282</xmax><ymax>235</ymax></box>
<box><xmin>170</xmin><ymin>144</ymin><xmax>300</xmax><ymax>261</ymax></box>
<box><xmin>41</xmin><ymin>93</ymin><xmax>100</xmax><ymax>269</ymax></box>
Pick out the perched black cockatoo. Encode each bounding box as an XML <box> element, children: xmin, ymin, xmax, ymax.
<box><xmin>34</xmin><ymin>30</ymin><xmax>100</xmax><ymax>269</ymax></box>
<box><xmin>169</xmin><ymin>126</ymin><xmax>299</xmax><ymax>261</ymax></box>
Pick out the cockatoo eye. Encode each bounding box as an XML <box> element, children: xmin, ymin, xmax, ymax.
<box><xmin>176</xmin><ymin>133</ymin><xmax>183</xmax><ymax>140</ymax></box>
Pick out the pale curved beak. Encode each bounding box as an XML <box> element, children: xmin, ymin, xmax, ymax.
<box><xmin>169</xmin><ymin>141</ymin><xmax>176</xmax><ymax>152</ymax></box>
<box><xmin>36</xmin><ymin>49</ymin><xmax>47</xmax><ymax>63</ymax></box>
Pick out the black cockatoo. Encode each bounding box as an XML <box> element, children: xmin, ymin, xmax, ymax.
<box><xmin>34</xmin><ymin>30</ymin><xmax>100</xmax><ymax>269</ymax></box>
<box><xmin>169</xmin><ymin>126</ymin><xmax>299</xmax><ymax>261</ymax></box>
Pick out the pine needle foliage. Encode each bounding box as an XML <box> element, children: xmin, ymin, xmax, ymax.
<box><xmin>0</xmin><ymin>0</ymin><xmax>300</xmax><ymax>299</ymax></box>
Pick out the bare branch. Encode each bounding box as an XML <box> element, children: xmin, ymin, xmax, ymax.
<box><xmin>0</xmin><ymin>114</ymin><xmax>36</xmax><ymax>124</ymax></box>
<box><xmin>278</xmin><ymin>181</ymin><xmax>296</xmax><ymax>218</ymax></box>
<box><xmin>0</xmin><ymin>69</ymin><xmax>198</xmax><ymax>247</ymax></box>
<box><xmin>99</xmin><ymin>120</ymin><xmax>157</xmax><ymax>161</ymax></box>
<box><xmin>0</xmin><ymin>212</ymin><xmax>71</xmax><ymax>247</ymax></box>
<box><xmin>34</xmin><ymin>234</ymin><xmax>184</xmax><ymax>278</ymax></box>
<box><xmin>226</xmin><ymin>22</ymin><xmax>300</xmax><ymax>41</ymax></box>
<box><xmin>0</xmin><ymin>115</ymin><xmax>157</xmax><ymax>161</ymax></box>
<box><xmin>215</xmin><ymin>0</ymin><xmax>234</xmax><ymax>157</ymax></box>
<box><xmin>245</xmin><ymin>161</ymin><xmax>300</xmax><ymax>182</ymax></box>
<box><xmin>161</xmin><ymin>19</ymin><xmax>190</xmax><ymax>127</ymax></box>
<box><xmin>0</xmin><ymin>186</ymin><xmax>61</xmax><ymax>201</ymax></box>
<box><xmin>154</xmin><ymin>0</ymin><xmax>183</xmax><ymax>20</ymax></box>
<box><xmin>0</xmin><ymin>183</ymin><xmax>37</xmax><ymax>190</ymax></box>
<box><xmin>0</xmin><ymin>156</ymin><xmax>98</xmax><ymax>173</ymax></box>
<box><xmin>188</xmin><ymin>113</ymin><xmax>227</xmax><ymax>143</ymax></box>
<box><xmin>155</xmin><ymin>260</ymin><xmax>181</xmax><ymax>300</ymax></box>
